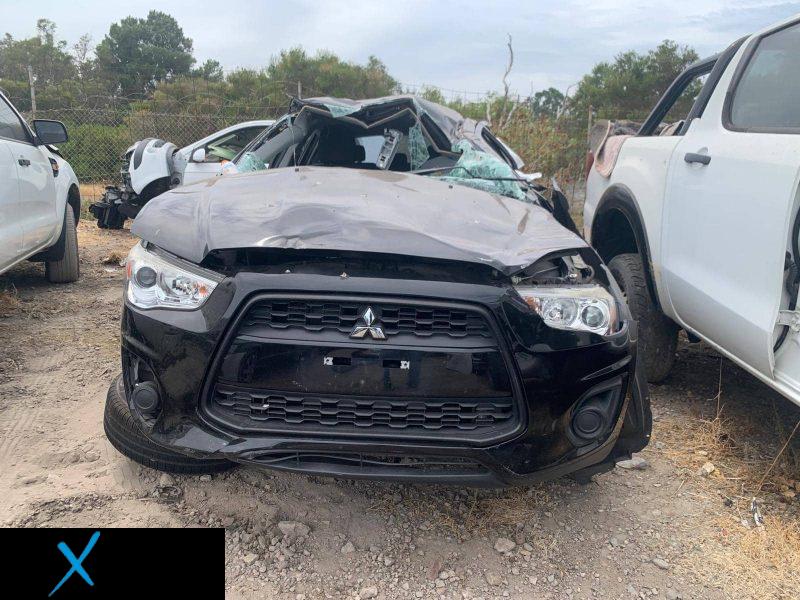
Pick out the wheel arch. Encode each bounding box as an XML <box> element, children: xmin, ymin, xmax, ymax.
<box><xmin>590</xmin><ymin>184</ymin><xmax>662</xmax><ymax>310</ymax></box>
<box><xmin>29</xmin><ymin>186</ymin><xmax>80</xmax><ymax>264</ymax></box>
<box><xmin>67</xmin><ymin>183</ymin><xmax>81</xmax><ymax>225</ymax></box>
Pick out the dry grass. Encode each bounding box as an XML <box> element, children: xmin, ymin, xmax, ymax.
<box><xmin>79</xmin><ymin>182</ymin><xmax>111</xmax><ymax>207</ymax></box>
<box><xmin>0</xmin><ymin>286</ymin><xmax>21</xmax><ymax>315</ymax></box>
<box><xmin>657</xmin><ymin>359</ymin><xmax>800</xmax><ymax>497</ymax></box>
<box><xmin>76</xmin><ymin>220</ymin><xmax>135</xmax><ymax>258</ymax></box>
<box><xmin>692</xmin><ymin>514</ymin><xmax>800</xmax><ymax>599</ymax></box>
<box><xmin>654</xmin><ymin>357</ymin><xmax>800</xmax><ymax>599</ymax></box>
<box><xmin>101</xmin><ymin>252</ymin><xmax>125</xmax><ymax>266</ymax></box>
<box><xmin>664</xmin><ymin>419</ymin><xmax>800</xmax><ymax>600</ymax></box>
<box><xmin>472</xmin><ymin>487</ymin><xmax>551</xmax><ymax>528</ymax></box>
<box><xmin>666</xmin><ymin>404</ymin><xmax>800</xmax><ymax>497</ymax></box>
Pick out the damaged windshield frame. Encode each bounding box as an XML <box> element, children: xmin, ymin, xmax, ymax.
<box><xmin>231</xmin><ymin>96</ymin><xmax>532</xmax><ymax>202</ymax></box>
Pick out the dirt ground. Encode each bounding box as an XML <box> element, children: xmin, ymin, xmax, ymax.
<box><xmin>1</xmin><ymin>221</ymin><xmax>799</xmax><ymax>600</ymax></box>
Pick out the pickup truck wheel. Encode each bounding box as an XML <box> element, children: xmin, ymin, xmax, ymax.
<box><xmin>104</xmin><ymin>374</ymin><xmax>234</xmax><ymax>474</ymax></box>
<box><xmin>609</xmin><ymin>254</ymin><xmax>677</xmax><ymax>383</ymax></box>
<box><xmin>45</xmin><ymin>208</ymin><xmax>79</xmax><ymax>283</ymax></box>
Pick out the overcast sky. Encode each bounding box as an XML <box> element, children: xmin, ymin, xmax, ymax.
<box><xmin>1</xmin><ymin>0</ymin><xmax>799</xmax><ymax>97</ymax></box>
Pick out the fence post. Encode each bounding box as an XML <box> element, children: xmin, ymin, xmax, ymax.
<box><xmin>297</xmin><ymin>81</ymin><xmax>302</xmax><ymax>99</ymax></box>
<box><xmin>27</xmin><ymin>65</ymin><xmax>37</xmax><ymax>117</ymax></box>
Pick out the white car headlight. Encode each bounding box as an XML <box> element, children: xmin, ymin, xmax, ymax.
<box><xmin>515</xmin><ymin>285</ymin><xmax>619</xmax><ymax>335</ymax></box>
<box><xmin>125</xmin><ymin>242</ymin><xmax>222</xmax><ymax>310</ymax></box>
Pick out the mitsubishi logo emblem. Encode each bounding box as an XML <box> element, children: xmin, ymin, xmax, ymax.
<box><xmin>350</xmin><ymin>306</ymin><xmax>386</xmax><ymax>340</ymax></box>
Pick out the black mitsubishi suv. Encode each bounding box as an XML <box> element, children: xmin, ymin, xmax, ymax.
<box><xmin>104</xmin><ymin>96</ymin><xmax>650</xmax><ymax>486</ymax></box>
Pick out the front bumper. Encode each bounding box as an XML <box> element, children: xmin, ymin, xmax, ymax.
<box><xmin>117</xmin><ymin>271</ymin><xmax>650</xmax><ymax>486</ymax></box>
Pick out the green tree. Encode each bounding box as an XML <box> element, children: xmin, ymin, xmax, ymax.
<box><xmin>0</xmin><ymin>19</ymin><xmax>82</xmax><ymax>110</ymax></box>
<box><xmin>0</xmin><ymin>19</ymin><xmax>76</xmax><ymax>85</ymax></box>
<box><xmin>266</xmin><ymin>48</ymin><xmax>397</xmax><ymax>98</ymax></box>
<box><xmin>95</xmin><ymin>10</ymin><xmax>195</xmax><ymax>97</ymax></box>
<box><xmin>417</xmin><ymin>86</ymin><xmax>446</xmax><ymax>104</ymax></box>
<box><xmin>72</xmin><ymin>33</ymin><xmax>93</xmax><ymax>79</ymax></box>
<box><xmin>145</xmin><ymin>48</ymin><xmax>402</xmax><ymax>122</ymax></box>
<box><xmin>531</xmin><ymin>87</ymin><xmax>565</xmax><ymax>119</ymax></box>
<box><xmin>144</xmin><ymin>69</ymin><xmax>283</xmax><ymax>120</ymax></box>
<box><xmin>571</xmin><ymin>40</ymin><xmax>699</xmax><ymax>120</ymax></box>
<box><xmin>192</xmin><ymin>59</ymin><xmax>224</xmax><ymax>82</ymax></box>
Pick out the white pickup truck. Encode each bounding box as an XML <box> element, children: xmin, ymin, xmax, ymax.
<box><xmin>1</xmin><ymin>91</ymin><xmax>81</xmax><ymax>282</ymax></box>
<box><xmin>584</xmin><ymin>14</ymin><xmax>800</xmax><ymax>407</ymax></box>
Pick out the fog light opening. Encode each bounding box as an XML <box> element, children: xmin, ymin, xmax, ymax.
<box><xmin>568</xmin><ymin>380</ymin><xmax>623</xmax><ymax>446</ymax></box>
<box><xmin>572</xmin><ymin>407</ymin><xmax>605</xmax><ymax>440</ymax></box>
<box><xmin>123</xmin><ymin>353</ymin><xmax>162</xmax><ymax>429</ymax></box>
<box><xmin>131</xmin><ymin>381</ymin><xmax>161</xmax><ymax>416</ymax></box>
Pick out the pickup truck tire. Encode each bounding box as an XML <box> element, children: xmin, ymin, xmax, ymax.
<box><xmin>45</xmin><ymin>208</ymin><xmax>79</xmax><ymax>283</ymax></box>
<box><xmin>609</xmin><ymin>253</ymin><xmax>677</xmax><ymax>383</ymax></box>
<box><xmin>104</xmin><ymin>374</ymin><xmax>234</xmax><ymax>474</ymax></box>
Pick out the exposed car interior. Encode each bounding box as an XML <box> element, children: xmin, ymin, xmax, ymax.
<box><xmin>203</xmin><ymin>126</ymin><xmax>265</xmax><ymax>162</ymax></box>
<box><xmin>236</xmin><ymin>104</ymin><xmax>458</xmax><ymax>174</ymax></box>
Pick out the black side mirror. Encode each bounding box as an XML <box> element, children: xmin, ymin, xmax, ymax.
<box><xmin>32</xmin><ymin>119</ymin><xmax>68</xmax><ymax>145</ymax></box>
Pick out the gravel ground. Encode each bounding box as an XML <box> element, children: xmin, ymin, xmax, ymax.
<box><xmin>1</xmin><ymin>222</ymin><xmax>799</xmax><ymax>600</ymax></box>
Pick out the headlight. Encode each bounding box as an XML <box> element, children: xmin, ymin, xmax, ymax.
<box><xmin>125</xmin><ymin>242</ymin><xmax>222</xmax><ymax>310</ymax></box>
<box><xmin>515</xmin><ymin>285</ymin><xmax>619</xmax><ymax>335</ymax></box>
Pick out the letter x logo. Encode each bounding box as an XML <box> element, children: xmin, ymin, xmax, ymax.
<box><xmin>49</xmin><ymin>531</ymin><xmax>100</xmax><ymax>596</ymax></box>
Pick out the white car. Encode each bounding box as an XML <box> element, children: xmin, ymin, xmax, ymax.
<box><xmin>89</xmin><ymin>120</ymin><xmax>272</xmax><ymax>228</ymax></box>
<box><xmin>584</xmin><ymin>14</ymin><xmax>800</xmax><ymax>406</ymax></box>
<box><xmin>177</xmin><ymin>120</ymin><xmax>273</xmax><ymax>185</ymax></box>
<box><xmin>0</xmin><ymin>91</ymin><xmax>81</xmax><ymax>282</ymax></box>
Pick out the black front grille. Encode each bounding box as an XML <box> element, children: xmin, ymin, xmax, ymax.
<box><xmin>213</xmin><ymin>384</ymin><xmax>514</xmax><ymax>435</ymax></box>
<box><xmin>203</xmin><ymin>295</ymin><xmax>521</xmax><ymax>444</ymax></box>
<box><xmin>241</xmin><ymin>299</ymin><xmax>492</xmax><ymax>339</ymax></box>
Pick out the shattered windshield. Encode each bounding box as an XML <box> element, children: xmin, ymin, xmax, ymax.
<box><xmin>425</xmin><ymin>140</ymin><xmax>526</xmax><ymax>201</ymax></box>
<box><xmin>232</xmin><ymin>96</ymin><xmax>528</xmax><ymax>202</ymax></box>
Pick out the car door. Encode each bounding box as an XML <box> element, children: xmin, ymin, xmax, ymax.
<box><xmin>661</xmin><ymin>19</ymin><xmax>800</xmax><ymax>388</ymax></box>
<box><xmin>0</xmin><ymin>96</ymin><xmax>57</xmax><ymax>253</ymax></box>
<box><xmin>183</xmin><ymin>126</ymin><xmax>266</xmax><ymax>185</ymax></box>
<box><xmin>586</xmin><ymin>53</ymin><xmax>721</xmax><ymax>295</ymax></box>
<box><xmin>0</xmin><ymin>140</ymin><xmax>23</xmax><ymax>272</ymax></box>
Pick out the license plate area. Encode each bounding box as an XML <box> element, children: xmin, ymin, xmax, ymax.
<box><xmin>324</xmin><ymin>355</ymin><xmax>410</xmax><ymax>370</ymax></box>
<box><xmin>217</xmin><ymin>341</ymin><xmax>512</xmax><ymax>398</ymax></box>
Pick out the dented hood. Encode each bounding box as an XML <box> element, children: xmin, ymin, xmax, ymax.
<box><xmin>131</xmin><ymin>166</ymin><xmax>586</xmax><ymax>275</ymax></box>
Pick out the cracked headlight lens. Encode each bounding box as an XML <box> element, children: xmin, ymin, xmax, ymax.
<box><xmin>125</xmin><ymin>242</ymin><xmax>221</xmax><ymax>310</ymax></box>
<box><xmin>515</xmin><ymin>285</ymin><xmax>619</xmax><ymax>335</ymax></box>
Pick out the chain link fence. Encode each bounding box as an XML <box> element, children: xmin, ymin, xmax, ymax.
<box><xmin>29</xmin><ymin>106</ymin><xmax>281</xmax><ymax>203</ymax></box>
<box><xmin>17</xmin><ymin>84</ymin><xmax>308</xmax><ymax>205</ymax></box>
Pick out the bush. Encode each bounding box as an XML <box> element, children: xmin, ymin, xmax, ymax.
<box><xmin>497</xmin><ymin>110</ymin><xmax>586</xmax><ymax>183</ymax></box>
<box><xmin>59</xmin><ymin>122</ymin><xmax>129</xmax><ymax>183</ymax></box>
